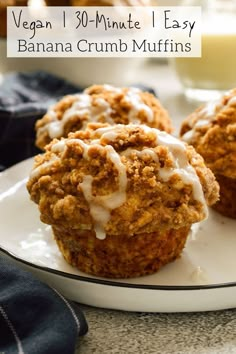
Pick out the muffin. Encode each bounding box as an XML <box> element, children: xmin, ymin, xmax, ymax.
<box><xmin>35</xmin><ymin>84</ymin><xmax>173</xmax><ymax>150</ymax></box>
<box><xmin>27</xmin><ymin>123</ymin><xmax>219</xmax><ymax>278</ymax></box>
<box><xmin>180</xmin><ymin>89</ymin><xmax>236</xmax><ymax>218</ymax></box>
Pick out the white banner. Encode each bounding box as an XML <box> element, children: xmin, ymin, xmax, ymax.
<box><xmin>7</xmin><ymin>6</ymin><xmax>201</xmax><ymax>58</ymax></box>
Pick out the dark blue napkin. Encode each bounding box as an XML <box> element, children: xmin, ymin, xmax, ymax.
<box><xmin>0</xmin><ymin>256</ymin><xmax>88</xmax><ymax>354</ymax></box>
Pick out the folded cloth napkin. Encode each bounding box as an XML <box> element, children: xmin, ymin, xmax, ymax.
<box><xmin>0</xmin><ymin>70</ymin><xmax>157</xmax><ymax>170</ymax></box>
<box><xmin>0</xmin><ymin>256</ymin><xmax>88</xmax><ymax>354</ymax></box>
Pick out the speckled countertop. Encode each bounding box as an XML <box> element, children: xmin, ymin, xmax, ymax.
<box><xmin>77</xmin><ymin>305</ymin><xmax>236</xmax><ymax>354</ymax></box>
<box><xmin>73</xmin><ymin>61</ymin><xmax>236</xmax><ymax>354</ymax></box>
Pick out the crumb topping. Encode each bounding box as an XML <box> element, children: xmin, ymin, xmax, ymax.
<box><xmin>180</xmin><ymin>89</ymin><xmax>236</xmax><ymax>178</ymax></box>
<box><xmin>35</xmin><ymin>84</ymin><xmax>172</xmax><ymax>150</ymax></box>
<box><xmin>28</xmin><ymin>124</ymin><xmax>219</xmax><ymax>239</ymax></box>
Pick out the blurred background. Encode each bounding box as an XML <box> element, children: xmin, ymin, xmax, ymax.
<box><xmin>0</xmin><ymin>0</ymin><xmax>235</xmax><ymax>98</ymax></box>
<box><xmin>0</xmin><ymin>0</ymin><xmax>181</xmax><ymax>87</ymax></box>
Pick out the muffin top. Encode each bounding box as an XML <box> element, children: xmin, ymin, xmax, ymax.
<box><xmin>35</xmin><ymin>84</ymin><xmax>172</xmax><ymax>150</ymax></box>
<box><xmin>180</xmin><ymin>89</ymin><xmax>236</xmax><ymax>178</ymax></box>
<box><xmin>28</xmin><ymin>124</ymin><xmax>219</xmax><ymax>240</ymax></box>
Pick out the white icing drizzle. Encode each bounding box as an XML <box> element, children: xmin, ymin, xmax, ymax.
<box><xmin>92</xmin><ymin>85</ymin><xmax>154</xmax><ymax>124</ymax></box>
<box><xmin>155</xmin><ymin>130</ymin><xmax>208</xmax><ymax>218</ymax></box>
<box><xmin>47</xmin><ymin>109</ymin><xmax>58</xmax><ymax>121</ymax></box>
<box><xmin>95</xmin><ymin>123</ymin><xmax>152</xmax><ymax>143</ymax></box>
<box><xmin>95</xmin><ymin>124</ymin><xmax>208</xmax><ymax>218</ymax></box>
<box><xmin>39</xmin><ymin>93</ymin><xmax>114</xmax><ymax>140</ymax></box>
<box><xmin>182</xmin><ymin>99</ymin><xmax>221</xmax><ymax>143</ymax></box>
<box><xmin>30</xmin><ymin>155</ymin><xmax>59</xmax><ymax>179</ymax></box>
<box><xmin>38</xmin><ymin>85</ymin><xmax>156</xmax><ymax>140</ymax></box>
<box><xmin>32</xmin><ymin>124</ymin><xmax>209</xmax><ymax>238</ymax></box>
<box><xmin>181</xmin><ymin>130</ymin><xmax>194</xmax><ymax>144</ymax></box>
<box><xmin>58</xmin><ymin>94</ymin><xmax>91</xmax><ymax>135</ymax></box>
<box><xmin>227</xmin><ymin>95</ymin><xmax>236</xmax><ymax>106</ymax></box>
<box><xmin>51</xmin><ymin>140</ymin><xmax>66</xmax><ymax>153</ymax></box>
<box><xmin>195</xmin><ymin>119</ymin><xmax>210</xmax><ymax>128</ymax></box>
<box><xmin>189</xmin><ymin>222</ymin><xmax>201</xmax><ymax>241</ymax></box>
<box><xmin>121</xmin><ymin>148</ymin><xmax>159</xmax><ymax>163</ymax></box>
<box><xmin>47</xmin><ymin>121</ymin><xmax>63</xmax><ymax>139</ymax></box>
<box><xmin>32</xmin><ymin>131</ymin><xmax>128</xmax><ymax>239</ymax></box>
<box><xmin>199</xmin><ymin>100</ymin><xmax>220</xmax><ymax>120</ymax></box>
<box><xmin>182</xmin><ymin>92</ymin><xmax>236</xmax><ymax>142</ymax></box>
<box><xmin>95</xmin><ymin>124</ymin><xmax>125</xmax><ymax>143</ymax></box>
<box><xmin>125</xmin><ymin>87</ymin><xmax>154</xmax><ymax>124</ymax></box>
<box><xmin>79</xmin><ymin>143</ymin><xmax>127</xmax><ymax>240</ymax></box>
<box><xmin>79</xmin><ymin>176</ymin><xmax>111</xmax><ymax>240</ymax></box>
<box><xmin>101</xmin><ymin>84</ymin><xmax>122</xmax><ymax>94</ymax></box>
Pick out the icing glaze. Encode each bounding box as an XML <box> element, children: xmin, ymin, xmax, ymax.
<box><xmin>32</xmin><ymin>124</ymin><xmax>209</xmax><ymax>239</ymax></box>
<box><xmin>227</xmin><ymin>95</ymin><xmax>236</xmax><ymax>106</ymax></box>
<box><xmin>182</xmin><ymin>92</ymin><xmax>236</xmax><ymax>142</ymax></box>
<box><xmin>95</xmin><ymin>124</ymin><xmax>208</xmax><ymax>218</ymax></box>
<box><xmin>30</xmin><ymin>155</ymin><xmax>59</xmax><ymax>179</ymax></box>
<box><xmin>79</xmin><ymin>143</ymin><xmax>127</xmax><ymax>240</ymax></box>
<box><xmin>101</xmin><ymin>84</ymin><xmax>122</xmax><ymax>94</ymax></box>
<box><xmin>156</xmin><ymin>130</ymin><xmax>208</xmax><ymax>217</ymax></box>
<box><xmin>38</xmin><ymin>93</ymin><xmax>113</xmax><ymax>140</ymax></box>
<box><xmin>121</xmin><ymin>148</ymin><xmax>159</xmax><ymax>163</ymax></box>
<box><xmin>38</xmin><ymin>85</ymin><xmax>156</xmax><ymax>140</ymax></box>
<box><xmin>125</xmin><ymin>87</ymin><xmax>154</xmax><ymax>123</ymax></box>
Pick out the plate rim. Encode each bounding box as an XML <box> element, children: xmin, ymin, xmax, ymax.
<box><xmin>1</xmin><ymin>244</ymin><xmax>236</xmax><ymax>291</ymax></box>
<box><xmin>1</xmin><ymin>158</ymin><xmax>236</xmax><ymax>293</ymax></box>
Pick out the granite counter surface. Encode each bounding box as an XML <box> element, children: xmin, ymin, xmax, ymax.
<box><xmin>77</xmin><ymin>305</ymin><xmax>236</xmax><ymax>354</ymax></box>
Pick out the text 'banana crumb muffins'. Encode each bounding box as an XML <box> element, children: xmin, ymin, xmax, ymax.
<box><xmin>27</xmin><ymin>124</ymin><xmax>219</xmax><ymax>278</ymax></box>
<box><xmin>35</xmin><ymin>85</ymin><xmax>172</xmax><ymax>150</ymax></box>
<box><xmin>180</xmin><ymin>89</ymin><xmax>236</xmax><ymax>218</ymax></box>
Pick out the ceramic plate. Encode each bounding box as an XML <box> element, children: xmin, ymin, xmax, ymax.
<box><xmin>1</xmin><ymin>158</ymin><xmax>236</xmax><ymax>313</ymax></box>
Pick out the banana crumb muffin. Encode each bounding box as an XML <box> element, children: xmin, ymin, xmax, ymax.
<box><xmin>180</xmin><ymin>89</ymin><xmax>236</xmax><ymax>218</ymax></box>
<box><xmin>28</xmin><ymin>123</ymin><xmax>219</xmax><ymax>278</ymax></box>
<box><xmin>35</xmin><ymin>85</ymin><xmax>172</xmax><ymax>150</ymax></box>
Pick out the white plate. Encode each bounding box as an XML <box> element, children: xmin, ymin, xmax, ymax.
<box><xmin>1</xmin><ymin>158</ymin><xmax>236</xmax><ymax>313</ymax></box>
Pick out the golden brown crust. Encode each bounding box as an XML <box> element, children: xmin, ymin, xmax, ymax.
<box><xmin>28</xmin><ymin>124</ymin><xmax>219</xmax><ymax>236</ymax></box>
<box><xmin>180</xmin><ymin>90</ymin><xmax>236</xmax><ymax>219</ymax></box>
<box><xmin>212</xmin><ymin>174</ymin><xmax>236</xmax><ymax>218</ymax></box>
<box><xmin>35</xmin><ymin>95</ymin><xmax>79</xmax><ymax>149</ymax></box>
<box><xmin>180</xmin><ymin>89</ymin><xmax>236</xmax><ymax>179</ymax></box>
<box><xmin>28</xmin><ymin>123</ymin><xmax>220</xmax><ymax>277</ymax></box>
<box><xmin>53</xmin><ymin>225</ymin><xmax>190</xmax><ymax>278</ymax></box>
<box><xmin>35</xmin><ymin>85</ymin><xmax>173</xmax><ymax>150</ymax></box>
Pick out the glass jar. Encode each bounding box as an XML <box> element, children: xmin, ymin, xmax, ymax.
<box><xmin>170</xmin><ymin>0</ymin><xmax>236</xmax><ymax>101</ymax></box>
